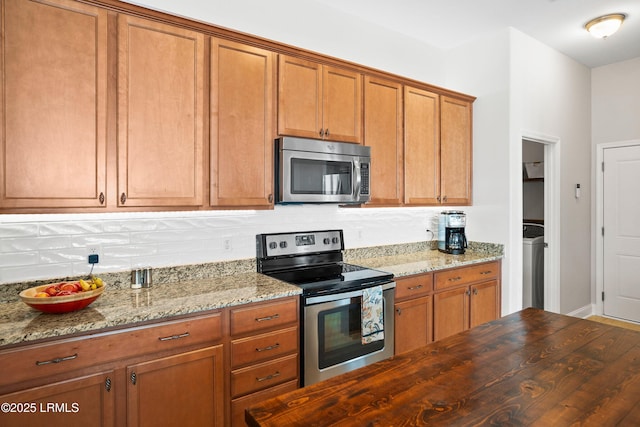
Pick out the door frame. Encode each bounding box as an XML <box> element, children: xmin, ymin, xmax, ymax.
<box><xmin>522</xmin><ymin>131</ymin><xmax>561</xmax><ymax>313</ymax></box>
<box><xmin>595</xmin><ymin>139</ymin><xmax>640</xmax><ymax>316</ymax></box>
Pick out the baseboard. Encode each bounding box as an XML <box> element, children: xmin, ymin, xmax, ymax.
<box><xmin>567</xmin><ymin>304</ymin><xmax>595</xmax><ymax>319</ymax></box>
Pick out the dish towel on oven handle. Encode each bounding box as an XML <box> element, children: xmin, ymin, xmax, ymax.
<box><xmin>361</xmin><ymin>285</ymin><xmax>384</xmax><ymax>344</ymax></box>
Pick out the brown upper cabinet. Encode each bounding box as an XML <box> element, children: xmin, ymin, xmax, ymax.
<box><xmin>278</xmin><ymin>55</ymin><xmax>362</xmax><ymax>143</ymax></box>
<box><xmin>364</xmin><ymin>77</ymin><xmax>404</xmax><ymax>206</ymax></box>
<box><xmin>440</xmin><ymin>96</ymin><xmax>473</xmax><ymax>205</ymax></box>
<box><xmin>404</xmin><ymin>86</ymin><xmax>473</xmax><ymax>206</ymax></box>
<box><xmin>117</xmin><ymin>15</ymin><xmax>205</xmax><ymax>208</ymax></box>
<box><xmin>210</xmin><ymin>39</ymin><xmax>276</xmax><ymax>208</ymax></box>
<box><xmin>404</xmin><ymin>86</ymin><xmax>440</xmax><ymax>205</ymax></box>
<box><xmin>0</xmin><ymin>0</ymin><xmax>108</xmax><ymax>209</ymax></box>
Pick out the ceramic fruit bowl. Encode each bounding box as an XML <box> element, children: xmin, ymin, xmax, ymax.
<box><xmin>19</xmin><ymin>281</ymin><xmax>105</xmax><ymax>314</ymax></box>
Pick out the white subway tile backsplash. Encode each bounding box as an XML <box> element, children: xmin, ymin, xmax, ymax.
<box><xmin>0</xmin><ymin>206</ymin><xmax>445</xmax><ymax>285</ymax></box>
<box><xmin>0</xmin><ymin>223</ymin><xmax>39</xmax><ymax>238</ymax></box>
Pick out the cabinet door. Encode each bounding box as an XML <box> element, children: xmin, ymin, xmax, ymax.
<box><xmin>364</xmin><ymin>76</ymin><xmax>403</xmax><ymax>205</ymax></box>
<box><xmin>440</xmin><ymin>96</ymin><xmax>472</xmax><ymax>205</ymax></box>
<box><xmin>0</xmin><ymin>0</ymin><xmax>107</xmax><ymax>209</ymax></box>
<box><xmin>277</xmin><ymin>55</ymin><xmax>322</xmax><ymax>139</ymax></box>
<box><xmin>394</xmin><ymin>296</ymin><xmax>432</xmax><ymax>355</ymax></box>
<box><xmin>433</xmin><ymin>287</ymin><xmax>469</xmax><ymax>341</ymax></box>
<box><xmin>118</xmin><ymin>15</ymin><xmax>204</xmax><ymax>207</ymax></box>
<box><xmin>323</xmin><ymin>65</ymin><xmax>362</xmax><ymax>143</ymax></box>
<box><xmin>404</xmin><ymin>86</ymin><xmax>440</xmax><ymax>205</ymax></box>
<box><xmin>127</xmin><ymin>345</ymin><xmax>224</xmax><ymax>427</ymax></box>
<box><xmin>470</xmin><ymin>280</ymin><xmax>500</xmax><ymax>328</ymax></box>
<box><xmin>211</xmin><ymin>39</ymin><xmax>275</xmax><ymax>207</ymax></box>
<box><xmin>0</xmin><ymin>371</ymin><xmax>115</xmax><ymax>427</ymax></box>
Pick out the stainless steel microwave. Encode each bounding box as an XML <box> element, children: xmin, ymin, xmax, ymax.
<box><xmin>275</xmin><ymin>137</ymin><xmax>371</xmax><ymax>204</ymax></box>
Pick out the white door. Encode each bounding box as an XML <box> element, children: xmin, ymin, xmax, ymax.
<box><xmin>603</xmin><ymin>144</ymin><xmax>640</xmax><ymax>322</ymax></box>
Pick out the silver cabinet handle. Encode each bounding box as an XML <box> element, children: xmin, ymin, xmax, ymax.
<box><xmin>36</xmin><ymin>353</ymin><xmax>78</xmax><ymax>366</ymax></box>
<box><xmin>158</xmin><ymin>332</ymin><xmax>190</xmax><ymax>341</ymax></box>
<box><xmin>448</xmin><ymin>277</ymin><xmax>462</xmax><ymax>282</ymax></box>
<box><xmin>480</xmin><ymin>270</ymin><xmax>493</xmax><ymax>275</ymax></box>
<box><xmin>256</xmin><ymin>343</ymin><xmax>280</xmax><ymax>352</ymax></box>
<box><xmin>256</xmin><ymin>371</ymin><xmax>280</xmax><ymax>382</ymax></box>
<box><xmin>407</xmin><ymin>284</ymin><xmax>424</xmax><ymax>290</ymax></box>
<box><xmin>255</xmin><ymin>314</ymin><xmax>279</xmax><ymax>322</ymax></box>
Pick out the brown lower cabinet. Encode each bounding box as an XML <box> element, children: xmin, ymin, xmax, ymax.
<box><xmin>0</xmin><ymin>296</ymin><xmax>300</xmax><ymax>427</ymax></box>
<box><xmin>0</xmin><ymin>370</ymin><xmax>116</xmax><ymax>427</ymax></box>
<box><xmin>394</xmin><ymin>260</ymin><xmax>502</xmax><ymax>353</ymax></box>
<box><xmin>433</xmin><ymin>260</ymin><xmax>501</xmax><ymax>341</ymax></box>
<box><xmin>126</xmin><ymin>346</ymin><xmax>224</xmax><ymax>427</ymax></box>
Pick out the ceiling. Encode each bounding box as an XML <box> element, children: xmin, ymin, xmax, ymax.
<box><xmin>312</xmin><ymin>0</ymin><xmax>640</xmax><ymax>68</ymax></box>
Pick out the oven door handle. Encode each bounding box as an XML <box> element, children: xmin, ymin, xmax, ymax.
<box><xmin>304</xmin><ymin>281</ymin><xmax>395</xmax><ymax>305</ymax></box>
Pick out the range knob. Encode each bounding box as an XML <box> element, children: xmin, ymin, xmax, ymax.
<box><xmin>279</xmin><ymin>241</ymin><xmax>288</xmax><ymax>249</ymax></box>
<box><xmin>323</xmin><ymin>238</ymin><xmax>331</xmax><ymax>245</ymax></box>
<box><xmin>268</xmin><ymin>242</ymin><xmax>277</xmax><ymax>250</ymax></box>
<box><xmin>332</xmin><ymin>237</ymin><xmax>339</xmax><ymax>244</ymax></box>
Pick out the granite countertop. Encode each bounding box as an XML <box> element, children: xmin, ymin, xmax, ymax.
<box><xmin>347</xmin><ymin>246</ymin><xmax>503</xmax><ymax>277</ymax></box>
<box><xmin>0</xmin><ymin>272</ymin><xmax>301</xmax><ymax>348</ymax></box>
<box><xmin>0</xmin><ymin>241</ymin><xmax>503</xmax><ymax>349</ymax></box>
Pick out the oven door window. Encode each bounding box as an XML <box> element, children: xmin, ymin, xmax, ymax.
<box><xmin>290</xmin><ymin>158</ymin><xmax>352</xmax><ymax>196</ymax></box>
<box><xmin>317</xmin><ymin>297</ymin><xmax>384</xmax><ymax>369</ymax></box>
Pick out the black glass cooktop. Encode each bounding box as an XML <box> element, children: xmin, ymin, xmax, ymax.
<box><xmin>266</xmin><ymin>263</ymin><xmax>393</xmax><ymax>296</ymax></box>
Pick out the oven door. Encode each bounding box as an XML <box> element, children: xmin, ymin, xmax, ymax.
<box><xmin>302</xmin><ymin>282</ymin><xmax>395</xmax><ymax>386</ymax></box>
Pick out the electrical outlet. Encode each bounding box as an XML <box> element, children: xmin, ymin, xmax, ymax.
<box><xmin>86</xmin><ymin>245</ymin><xmax>102</xmax><ymax>264</ymax></box>
<box><xmin>223</xmin><ymin>238</ymin><xmax>232</xmax><ymax>251</ymax></box>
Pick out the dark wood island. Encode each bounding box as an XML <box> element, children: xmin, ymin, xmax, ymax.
<box><xmin>246</xmin><ymin>308</ymin><xmax>640</xmax><ymax>426</ymax></box>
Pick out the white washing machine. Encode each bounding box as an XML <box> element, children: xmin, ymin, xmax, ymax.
<box><xmin>523</xmin><ymin>223</ymin><xmax>544</xmax><ymax>309</ymax></box>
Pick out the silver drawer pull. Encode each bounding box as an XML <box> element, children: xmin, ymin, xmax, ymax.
<box><xmin>36</xmin><ymin>353</ymin><xmax>78</xmax><ymax>366</ymax></box>
<box><xmin>256</xmin><ymin>343</ymin><xmax>280</xmax><ymax>352</ymax></box>
<box><xmin>480</xmin><ymin>271</ymin><xmax>493</xmax><ymax>275</ymax></box>
<box><xmin>448</xmin><ymin>277</ymin><xmax>462</xmax><ymax>282</ymax></box>
<box><xmin>256</xmin><ymin>371</ymin><xmax>280</xmax><ymax>382</ymax></box>
<box><xmin>158</xmin><ymin>332</ymin><xmax>190</xmax><ymax>341</ymax></box>
<box><xmin>407</xmin><ymin>285</ymin><xmax>424</xmax><ymax>290</ymax></box>
<box><xmin>255</xmin><ymin>314</ymin><xmax>279</xmax><ymax>322</ymax></box>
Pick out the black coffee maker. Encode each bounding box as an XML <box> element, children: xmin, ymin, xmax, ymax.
<box><xmin>438</xmin><ymin>211</ymin><xmax>468</xmax><ymax>255</ymax></box>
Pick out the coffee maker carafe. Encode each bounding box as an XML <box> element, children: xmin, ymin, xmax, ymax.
<box><xmin>438</xmin><ymin>211</ymin><xmax>468</xmax><ymax>255</ymax></box>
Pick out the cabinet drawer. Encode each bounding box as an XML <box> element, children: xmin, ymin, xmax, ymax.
<box><xmin>394</xmin><ymin>273</ymin><xmax>433</xmax><ymax>300</ymax></box>
<box><xmin>125</xmin><ymin>311</ymin><xmax>223</xmax><ymax>354</ymax></box>
<box><xmin>230</xmin><ymin>297</ymin><xmax>298</xmax><ymax>336</ymax></box>
<box><xmin>231</xmin><ymin>326</ymin><xmax>298</xmax><ymax>368</ymax></box>
<box><xmin>0</xmin><ymin>312</ymin><xmax>222</xmax><ymax>391</ymax></box>
<box><xmin>434</xmin><ymin>261</ymin><xmax>500</xmax><ymax>291</ymax></box>
<box><xmin>231</xmin><ymin>353</ymin><xmax>298</xmax><ymax>397</ymax></box>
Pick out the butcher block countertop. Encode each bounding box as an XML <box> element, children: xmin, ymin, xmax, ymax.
<box><xmin>246</xmin><ymin>308</ymin><xmax>640</xmax><ymax>426</ymax></box>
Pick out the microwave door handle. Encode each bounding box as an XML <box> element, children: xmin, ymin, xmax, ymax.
<box><xmin>353</xmin><ymin>161</ymin><xmax>361</xmax><ymax>199</ymax></box>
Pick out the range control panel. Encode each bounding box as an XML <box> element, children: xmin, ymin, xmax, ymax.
<box><xmin>257</xmin><ymin>230</ymin><xmax>343</xmax><ymax>258</ymax></box>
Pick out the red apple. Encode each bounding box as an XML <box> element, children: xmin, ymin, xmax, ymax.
<box><xmin>45</xmin><ymin>285</ymin><xmax>60</xmax><ymax>296</ymax></box>
<box><xmin>60</xmin><ymin>282</ymin><xmax>80</xmax><ymax>293</ymax></box>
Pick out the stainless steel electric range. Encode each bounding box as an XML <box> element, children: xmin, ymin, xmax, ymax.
<box><xmin>256</xmin><ymin>229</ymin><xmax>395</xmax><ymax>386</ymax></box>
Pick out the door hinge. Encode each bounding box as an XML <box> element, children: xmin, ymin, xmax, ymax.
<box><xmin>602</xmin><ymin>161</ymin><xmax>604</xmax><ymax>172</ymax></box>
<box><xmin>602</xmin><ymin>227</ymin><xmax>605</xmax><ymax>237</ymax></box>
<box><xmin>602</xmin><ymin>291</ymin><xmax>605</xmax><ymax>301</ymax></box>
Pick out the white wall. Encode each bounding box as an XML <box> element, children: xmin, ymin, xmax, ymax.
<box><xmin>592</xmin><ymin>57</ymin><xmax>640</xmax><ymax>144</ymax></box>
<box><xmin>510</xmin><ymin>29</ymin><xmax>592</xmax><ymax>314</ymax></box>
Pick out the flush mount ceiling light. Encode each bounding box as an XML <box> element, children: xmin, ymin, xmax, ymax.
<box><xmin>585</xmin><ymin>13</ymin><xmax>626</xmax><ymax>39</ymax></box>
